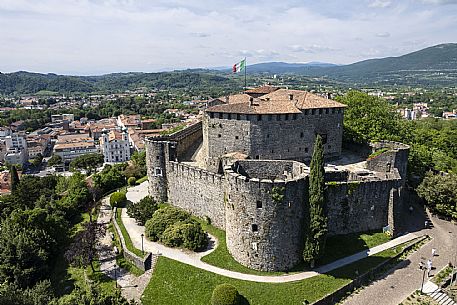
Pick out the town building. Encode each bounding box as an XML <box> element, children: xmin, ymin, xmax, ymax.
<box><xmin>100</xmin><ymin>129</ymin><xmax>131</xmax><ymax>163</ymax></box>
<box><xmin>53</xmin><ymin>133</ymin><xmax>98</xmax><ymax>162</ymax></box>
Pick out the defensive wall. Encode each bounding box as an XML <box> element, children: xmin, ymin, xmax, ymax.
<box><xmin>146</xmin><ymin>122</ymin><xmax>410</xmax><ymax>271</ymax></box>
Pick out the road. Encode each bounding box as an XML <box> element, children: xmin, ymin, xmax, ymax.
<box><xmin>341</xmin><ymin>200</ymin><xmax>457</xmax><ymax>305</ymax></box>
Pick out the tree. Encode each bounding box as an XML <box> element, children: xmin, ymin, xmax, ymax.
<box><xmin>48</xmin><ymin>154</ymin><xmax>62</xmax><ymax>167</ymax></box>
<box><xmin>337</xmin><ymin>91</ymin><xmax>405</xmax><ymax>144</ymax></box>
<box><xmin>70</xmin><ymin>153</ymin><xmax>104</xmax><ymax>175</ymax></box>
<box><xmin>10</xmin><ymin>165</ymin><xmax>20</xmax><ymax>192</ymax></box>
<box><xmin>417</xmin><ymin>172</ymin><xmax>457</xmax><ymax>220</ymax></box>
<box><xmin>303</xmin><ymin>135</ymin><xmax>328</xmax><ymax>265</ymax></box>
<box><xmin>110</xmin><ymin>191</ymin><xmax>127</xmax><ymax>208</ymax></box>
<box><xmin>126</xmin><ymin>196</ymin><xmax>158</xmax><ymax>225</ymax></box>
<box><xmin>64</xmin><ymin>221</ymin><xmax>105</xmax><ymax>272</ymax></box>
<box><xmin>145</xmin><ymin>206</ymin><xmax>191</xmax><ymax>241</ymax></box>
<box><xmin>30</xmin><ymin>153</ymin><xmax>43</xmax><ymax>168</ymax></box>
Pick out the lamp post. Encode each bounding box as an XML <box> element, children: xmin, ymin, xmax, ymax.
<box><xmin>420</xmin><ymin>258</ymin><xmax>427</xmax><ymax>293</ymax></box>
<box><xmin>114</xmin><ymin>264</ymin><xmax>118</xmax><ymax>288</ymax></box>
<box><xmin>141</xmin><ymin>233</ymin><xmax>144</xmax><ymax>255</ymax></box>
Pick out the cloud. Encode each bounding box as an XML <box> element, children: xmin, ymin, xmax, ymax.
<box><xmin>369</xmin><ymin>0</ymin><xmax>392</xmax><ymax>8</ymax></box>
<box><xmin>375</xmin><ymin>32</ymin><xmax>391</xmax><ymax>37</ymax></box>
<box><xmin>419</xmin><ymin>0</ymin><xmax>457</xmax><ymax>4</ymax></box>
<box><xmin>0</xmin><ymin>0</ymin><xmax>456</xmax><ymax>74</ymax></box>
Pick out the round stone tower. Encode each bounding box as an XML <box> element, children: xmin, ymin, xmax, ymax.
<box><xmin>224</xmin><ymin>160</ymin><xmax>308</xmax><ymax>272</ymax></box>
<box><xmin>145</xmin><ymin>138</ymin><xmax>168</xmax><ymax>203</ymax></box>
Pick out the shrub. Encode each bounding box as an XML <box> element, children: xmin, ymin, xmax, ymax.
<box><xmin>127</xmin><ymin>176</ymin><xmax>137</xmax><ymax>186</ymax></box>
<box><xmin>110</xmin><ymin>191</ymin><xmax>127</xmax><ymax>208</ymax></box>
<box><xmin>126</xmin><ymin>196</ymin><xmax>158</xmax><ymax>225</ymax></box>
<box><xmin>211</xmin><ymin>283</ymin><xmax>241</xmax><ymax>305</ymax></box>
<box><xmin>145</xmin><ymin>206</ymin><xmax>190</xmax><ymax>241</ymax></box>
<box><xmin>160</xmin><ymin>221</ymin><xmax>208</xmax><ymax>251</ymax></box>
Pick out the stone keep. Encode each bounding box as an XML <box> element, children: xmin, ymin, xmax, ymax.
<box><xmin>145</xmin><ymin>87</ymin><xmax>410</xmax><ymax>272</ymax></box>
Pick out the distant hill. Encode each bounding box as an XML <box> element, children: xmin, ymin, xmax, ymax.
<box><xmin>0</xmin><ymin>71</ymin><xmax>239</xmax><ymax>95</ymax></box>
<box><xmin>1</xmin><ymin>43</ymin><xmax>456</xmax><ymax>94</ymax></box>
<box><xmin>234</xmin><ymin>61</ymin><xmax>337</xmax><ymax>74</ymax></box>
<box><xmin>313</xmin><ymin>43</ymin><xmax>457</xmax><ymax>85</ymax></box>
<box><xmin>242</xmin><ymin>43</ymin><xmax>457</xmax><ymax>86</ymax></box>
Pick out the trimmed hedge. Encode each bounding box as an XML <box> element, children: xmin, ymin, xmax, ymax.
<box><xmin>211</xmin><ymin>283</ymin><xmax>241</xmax><ymax>305</ymax></box>
<box><xmin>127</xmin><ymin>177</ymin><xmax>137</xmax><ymax>186</ymax></box>
<box><xmin>145</xmin><ymin>206</ymin><xmax>208</xmax><ymax>251</ymax></box>
<box><xmin>110</xmin><ymin>191</ymin><xmax>127</xmax><ymax>208</ymax></box>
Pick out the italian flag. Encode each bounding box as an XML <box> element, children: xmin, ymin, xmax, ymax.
<box><xmin>233</xmin><ymin>59</ymin><xmax>246</xmax><ymax>73</ymax></box>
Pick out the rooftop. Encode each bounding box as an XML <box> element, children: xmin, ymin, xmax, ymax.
<box><xmin>206</xmin><ymin>88</ymin><xmax>346</xmax><ymax>114</ymax></box>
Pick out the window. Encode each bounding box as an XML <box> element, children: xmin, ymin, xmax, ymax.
<box><xmin>235</xmin><ymin>136</ymin><xmax>239</xmax><ymax>140</ymax></box>
<box><xmin>268</xmin><ymin>115</ymin><xmax>272</xmax><ymax>121</ymax></box>
<box><xmin>305</xmin><ymin>109</ymin><xmax>309</xmax><ymax>115</ymax></box>
<box><xmin>285</xmin><ymin>114</ymin><xmax>289</xmax><ymax>120</ymax></box>
<box><xmin>319</xmin><ymin>109</ymin><xmax>323</xmax><ymax>115</ymax></box>
<box><xmin>320</xmin><ymin>134</ymin><xmax>328</xmax><ymax>144</ymax></box>
<box><xmin>209</xmin><ymin>112</ymin><xmax>214</xmax><ymax>118</ymax></box>
<box><xmin>300</xmin><ymin>132</ymin><xmax>304</xmax><ymax>138</ymax></box>
<box><xmin>252</xmin><ymin>224</ymin><xmax>258</xmax><ymax>232</ymax></box>
<box><xmin>154</xmin><ymin>167</ymin><xmax>163</xmax><ymax>176</ymax></box>
<box><xmin>257</xmin><ymin>115</ymin><xmax>262</xmax><ymax>121</ymax></box>
<box><xmin>256</xmin><ymin>200</ymin><xmax>262</xmax><ymax>208</ymax></box>
<box><xmin>276</xmin><ymin>114</ymin><xmax>281</xmax><ymax>121</ymax></box>
<box><xmin>305</xmin><ymin>147</ymin><xmax>309</xmax><ymax>153</ymax></box>
<box><xmin>255</xmin><ymin>155</ymin><xmax>260</xmax><ymax>159</ymax></box>
<box><xmin>218</xmin><ymin>113</ymin><xmax>223</xmax><ymax>119</ymax></box>
<box><xmin>236</xmin><ymin>114</ymin><xmax>241</xmax><ymax>120</ymax></box>
<box><xmin>218</xmin><ymin>134</ymin><xmax>221</xmax><ymax>138</ymax></box>
<box><xmin>312</xmin><ymin>109</ymin><xmax>316</xmax><ymax>115</ymax></box>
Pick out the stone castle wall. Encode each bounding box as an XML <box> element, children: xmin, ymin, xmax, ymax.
<box><xmin>225</xmin><ymin>162</ymin><xmax>308</xmax><ymax>271</ymax></box>
<box><xmin>165</xmin><ymin>161</ymin><xmax>226</xmax><ymax>229</ymax></box>
<box><xmin>203</xmin><ymin>109</ymin><xmax>343</xmax><ymax>172</ymax></box>
<box><xmin>325</xmin><ymin>178</ymin><xmax>401</xmax><ymax>235</ymax></box>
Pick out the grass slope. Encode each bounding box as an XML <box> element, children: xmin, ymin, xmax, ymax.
<box><xmin>143</xmin><ymin>242</ymin><xmax>406</xmax><ymax>305</ymax></box>
<box><xmin>115</xmin><ymin>208</ymin><xmax>145</xmax><ymax>258</ymax></box>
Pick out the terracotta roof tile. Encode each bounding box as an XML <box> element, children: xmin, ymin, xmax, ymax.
<box><xmin>207</xmin><ymin>88</ymin><xmax>346</xmax><ymax>114</ymax></box>
<box><xmin>244</xmin><ymin>85</ymin><xmax>279</xmax><ymax>95</ymax></box>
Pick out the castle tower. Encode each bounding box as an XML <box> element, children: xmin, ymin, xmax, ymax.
<box><xmin>145</xmin><ymin>139</ymin><xmax>169</xmax><ymax>203</ymax></box>
<box><xmin>224</xmin><ymin>160</ymin><xmax>308</xmax><ymax>272</ymax></box>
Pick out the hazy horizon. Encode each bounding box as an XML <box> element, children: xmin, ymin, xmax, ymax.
<box><xmin>1</xmin><ymin>0</ymin><xmax>457</xmax><ymax>75</ymax></box>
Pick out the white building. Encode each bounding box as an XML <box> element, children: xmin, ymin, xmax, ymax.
<box><xmin>4</xmin><ymin>148</ymin><xmax>28</xmax><ymax>165</ymax></box>
<box><xmin>51</xmin><ymin>113</ymin><xmax>75</xmax><ymax>123</ymax></box>
<box><xmin>54</xmin><ymin>134</ymin><xmax>98</xmax><ymax>162</ymax></box>
<box><xmin>5</xmin><ymin>133</ymin><xmax>27</xmax><ymax>151</ymax></box>
<box><xmin>100</xmin><ymin>130</ymin><xmax>131</xmax><ymax>163</ymax></box>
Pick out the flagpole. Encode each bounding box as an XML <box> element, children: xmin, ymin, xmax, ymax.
<box><xmin>244</xmin><ymin>57</ymin><xmax>247</xmax><ymax>91</ymax></box>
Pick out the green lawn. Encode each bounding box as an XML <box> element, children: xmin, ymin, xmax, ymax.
<box><xmin>200</xmin><ymin>219</ymin><xmax>391</xmax><ymax>276</ymax></box>
<box><xmin>115</xmin><ymin>208</ymin><xmax>145</xmax><ymax>258</ymax></box>
<box><xmin>143</xmin><ymin>241</ymin><xmax>409</xmax><ymax>305</ymax></box>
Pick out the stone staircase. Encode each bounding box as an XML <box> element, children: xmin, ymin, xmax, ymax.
<box><xmin>422</xmin><ymin>281</ymin><xmax>457</xmax><ymax>305</ymax></box>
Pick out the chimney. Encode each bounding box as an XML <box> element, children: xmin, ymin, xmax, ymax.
<box><xmin>266</xmin><ymin>97</ymin><xmax>270</xmax><ymax>101</ymax></box>
<box><xmin>289</xmin><ymin>94</ymin><xmax>293</xmax><ymax>100</ymax></box>
<box><xmin>225</xmin><ymin>96</ymin><xmax>229</xmax><ymax>104</ymax></box>
<box><xmin>249</xmin><ymin>96</ymin><xmax>254</xmax><ymax>106</ymax></box>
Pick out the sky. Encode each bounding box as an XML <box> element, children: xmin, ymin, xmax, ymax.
<box><xmin>0</xmin><ymin>0</ymin><xmax>456</xmax><ymax>75</ymax></box>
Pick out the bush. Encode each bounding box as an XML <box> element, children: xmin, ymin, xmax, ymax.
<box><xmin>160</xmin><ymin>221</ymin><xmax>208</xmax><ymax>251</ymax></box>
<box><xmin>110</xmin><ymin>191</ymin><xmax>127</xmax><ymax>208</ymax></box>
<box><xmin>211</xmin><ymin>284</ymin><xmax>241</xmax><ymax>305</ymax></box>
<box><xmin>127</xmin><ymin>177</ymin><xmax>137</xmax><ymax>186</ymax></box>
<box><xmin>144</xmin><ymin>206</ymin><xmax>190</xmax><ymax>241</ymax></box>
<box><xmin>126</xmin><ymin>196</ymin><xmax>158</xmax><ymax>225</ymax></box>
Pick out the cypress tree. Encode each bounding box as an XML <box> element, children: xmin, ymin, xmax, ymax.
<box><xmin>10</xmin><ymin>165</ymin><xmax>20</xmax><ymax>192</ymax></box>
<box><xmin>303</xmin><ymin>135</ymin><xmax>328</xmax><ymax>266</ymax></box>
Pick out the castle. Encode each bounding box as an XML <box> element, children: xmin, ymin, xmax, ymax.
<box><xmin>145</xmin><ymin>86</ymin><xmax>409</xmax><ymax>272</ymax></box>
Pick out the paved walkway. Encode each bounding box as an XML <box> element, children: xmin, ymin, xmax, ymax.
<box><xmin>123</xmin><ymin>182</ymin><xmax>421</xmax><ymax>283</ymax></box>
<box><xmin>341</xmin><ymin>200</ymin><xmax>457</xmax><ymax>305</ymax></box>
<box><xmin>96</xmin><ymin>195</ymin><xmax>153</xmax><ymax>302</ymax></box>
<box><xmin>422</xmin><ymin>281</ymin><xmax>457</xmax><ymax>305</ymax></box>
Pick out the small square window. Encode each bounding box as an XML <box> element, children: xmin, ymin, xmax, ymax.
<box><xmin>235</xmin><ymin>136</ymin><xmax>239</xmax><ymax>140</ymax></box>
<box><xmin>256</xmin><ymin>201</ymin><xmax>262</xmax><ymax>208</ymax></box>
<box><xmin>305</xmin><ymin>147</ymin><xmax>309</xmax><ymax>153</ymax></box>
<box><xmin>319</xmin><ymin>109</ymin><xmax>323</xmax><ymax>115</ymax></box>
<box><xmin>218</xmin><ymin>113</ymin><xmax>223</xmax><ymax>119</ymax></box>
<box><xmin>218</xmin><ymin>134</ymin><xmax>221</xmax><ymax>138</ymax></box>
<box><xmin>252</xmin><ymin>224</ymin><xmax>258</xmax><ymax>232</ymax></box>
<box><xmin>300</xmin><ymin>132</ymin><xmax>304</xmax><ymax>138</ymax></box>
<box><xmin>285</xmin><ymin>114</ymin><xmax>289</xmax><ymax>120</ymax></box>
<box><xmin>154</xmin><ymin>167</ymin><xmax>163</xmax><ymax>176</ymax></box>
